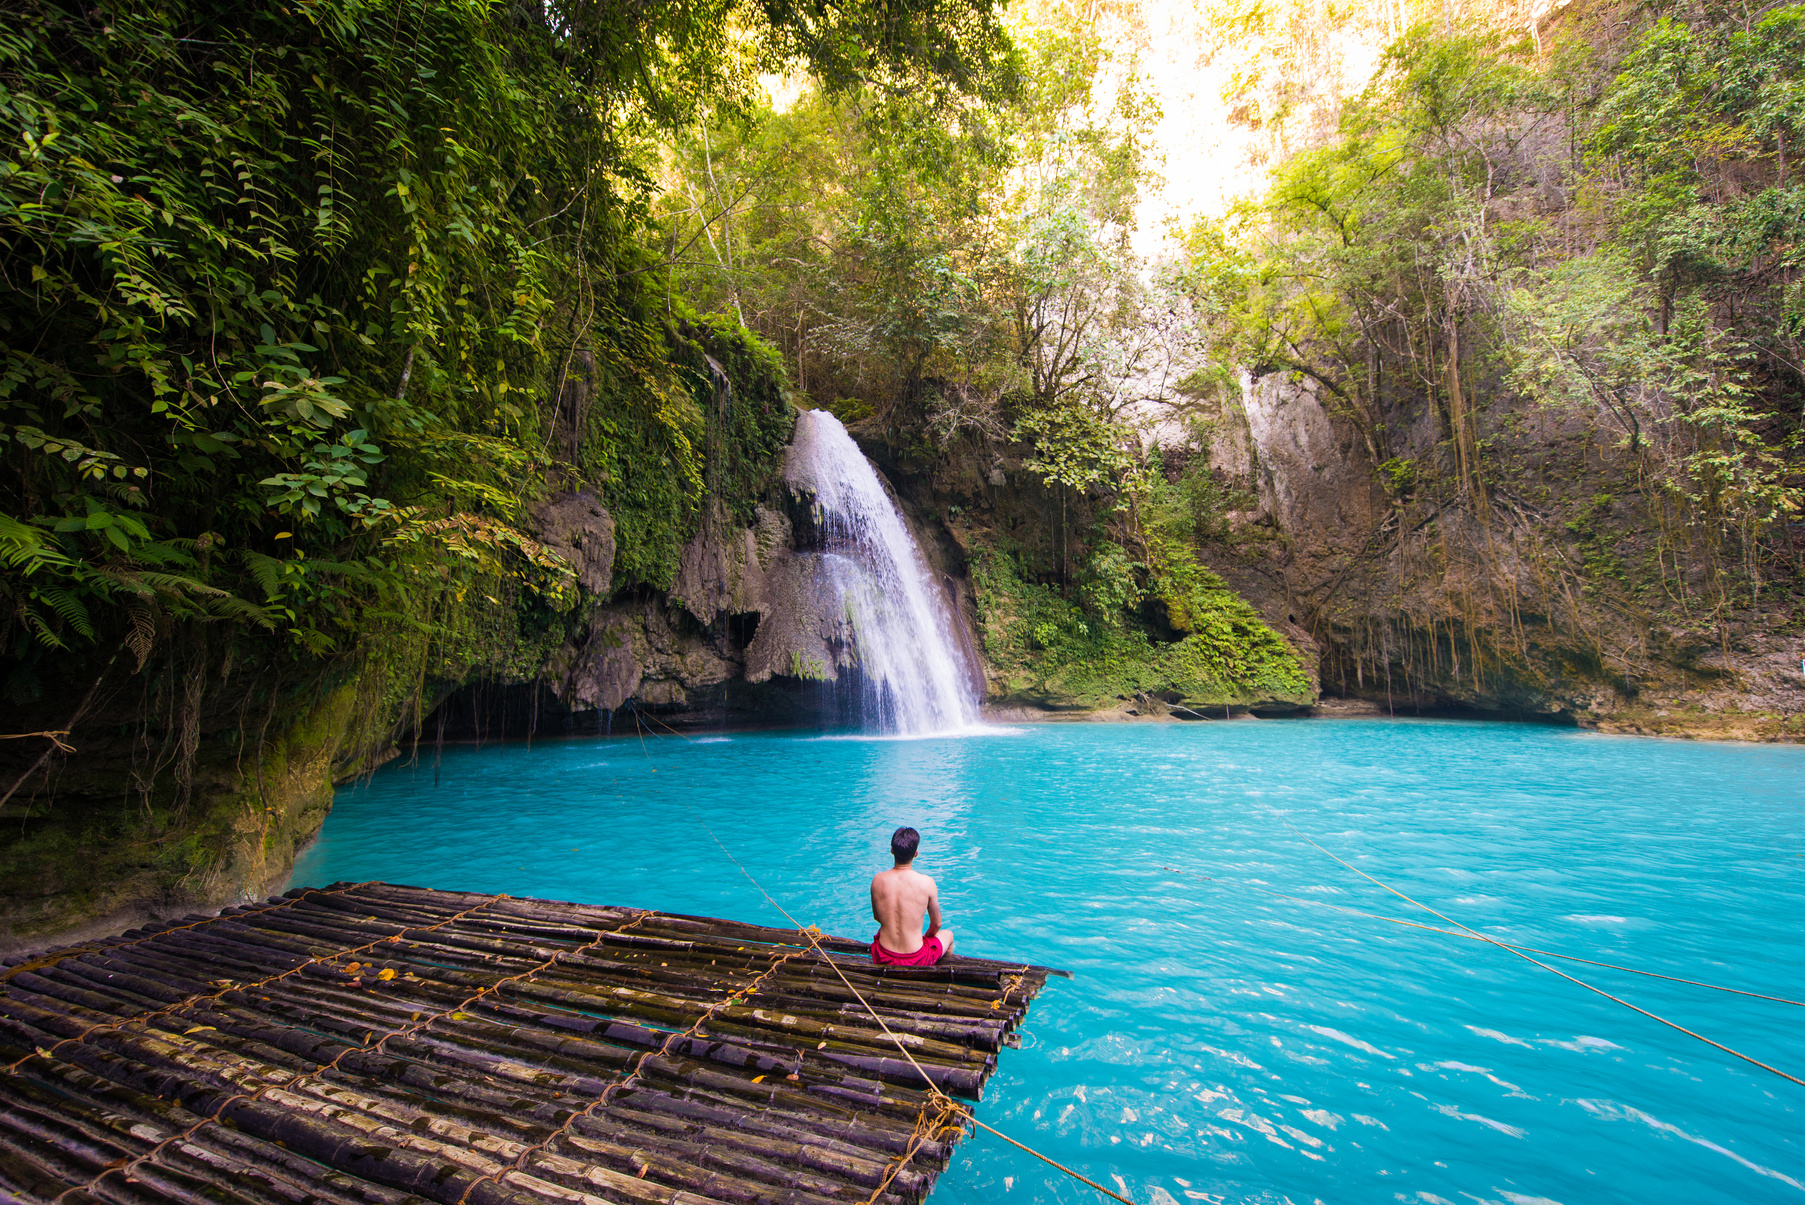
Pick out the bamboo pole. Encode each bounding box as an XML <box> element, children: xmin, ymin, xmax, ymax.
<box><xmin>0</xmin><ymin>889</ymin><xmax>1052</xmax><ymax>1205</ymax></box>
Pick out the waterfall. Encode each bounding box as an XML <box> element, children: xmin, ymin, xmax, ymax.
<box><xmin>786</xmin><ymin>410</ymin><xmax>980</xmax><ymax>735</ymax></box>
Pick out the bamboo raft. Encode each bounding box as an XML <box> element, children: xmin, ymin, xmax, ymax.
<box><xmin>0</xmin><ymin>883</ymin><xmax>1062</xmax><ymax>1205</ymax></box>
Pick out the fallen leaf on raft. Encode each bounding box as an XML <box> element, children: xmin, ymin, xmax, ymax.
<box><xmin>751</xmin><ymin>1075</ymin><xmax>766</xmax><ymax>1083</ymax></box>
<box><xmin>184</xmin><ymin>1026</ymin><xmax>216</xmax><ymax>1034</ymax></box>
<box><xmin>817</xmin><ymin>1041</ymin><xmax>827</xmax><ymax>1049</ymax></box>
<box><xmin>449</xmin><ymin>1012</ymin><xmax>472</xmax><ymax>1021</ymax></box>
<box><xmin>785</xmin><ymin>1074</ymin><xmax>800</xmax><ymax>1082</ymax></box>
<box><xmin>377</xmin><ymin>968</ymin><xmax>397</xmax><ymax>981</ymax></box>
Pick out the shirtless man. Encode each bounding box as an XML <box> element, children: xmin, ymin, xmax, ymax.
<box><xmin>869</xmin><ymin>826</ymin><xmax>956</xmax><ymax>966</ymax></box>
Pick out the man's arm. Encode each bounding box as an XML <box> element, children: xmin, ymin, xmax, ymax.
<box><xmin>924</xmin><ymin>877</ymin><xmax>942</xmax><ymax>939</ymax></box>
<box><xmin>870</xmin><ymin>877</ymin><xmax>881</xmax><ymax>925</ymax></box>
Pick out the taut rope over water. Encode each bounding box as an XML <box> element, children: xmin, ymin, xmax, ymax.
<box><xmin>1282</xmin><ymin>821</ymin><xmax>1805</xmax><ymax>1089</ymax></box>
<box><xmin>1160</xmin><ymin>863</ymin><xmax>1805</xmax><ymax>1009</ymax></box>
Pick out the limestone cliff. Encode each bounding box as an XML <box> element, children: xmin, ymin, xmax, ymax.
<box><xmin>1194</xmin><ymin>371</ymin><xmax>1805</xmax><ymax>741</ymax></box>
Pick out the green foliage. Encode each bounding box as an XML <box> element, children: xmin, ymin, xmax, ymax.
<box><xmin>1181</xmin><ymin>10</ymin><xmax>1803</xmax><ymax>607</ymax></box>
<box><xmin>1014</xmin><ymin>403</ymin><xmax>1134</xmax><ymax>493</ymax></box>
<box><xmin>969</xmin><ymin>535</ymin><xmax>1310</xmax><ymax>705</ymax></box>
<box><xmin>655</xmin><ymin>1</ymin><xmax>1164</xmax><ymax>449</ymax></box>
<box><xmin>560</xmin><ymin>311</ymin><xmax>791</xmax><ymax>593</ymax></box>
<box><xmin>0</xmin><ymin>0</ymin><xmax>1007</xmax><ymax>667</ymax></box>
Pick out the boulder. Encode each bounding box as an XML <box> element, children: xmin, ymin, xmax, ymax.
<box><xmin>533</xmin><ymin>491</ymin><xmax>616</xmax><ymax>595</ymax></box>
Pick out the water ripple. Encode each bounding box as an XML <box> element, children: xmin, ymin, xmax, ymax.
<box><xmin>296</xmin><ymin>717</ymin><xmax>1805</xmax><ymax>1204</ymax></box>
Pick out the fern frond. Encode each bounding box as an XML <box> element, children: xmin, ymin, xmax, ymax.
<box><xmin>125</xmin><ymin>601</ymin><xmax>158</xmax><ymax>671</ymax></box>
<box><xmin>17</xmin><ymin>603</ymin><xmax>68</xmax><ymax>651</ymax></box>
<box><xmin>125</xmin><ymin>540</ymin><xmax>199</xmax><ymax>568</ymax></box>
<box><xmin>31</xmin><ymin>589</ymin><xmax>93</xmax><ymax>640</ymax></box>
<box><xmin>238</xmin><ymin>551</ymin><xmax>285</xmax><ymax>601</ymax></box>
<box><xmin>203</xmin><ymin>594</ymin><xmax>275</xmax><ymax>628</ymax></box>
<box><xmin>93</xmin><ymin>568</ymin><xmax>157</xmax><ymax>596</ymax></box>
<box><xmin>132</xmin><ymin>571</ymin><xmax>230</xmax><ymax>598</ymax></box>
<box><xmin>0</xmin><ymin>514</ymin><xmax>70</xmax><ymax>574</ymax></box>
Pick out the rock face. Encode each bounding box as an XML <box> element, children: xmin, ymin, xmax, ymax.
<box><xmin>541</xmin><ymin>414</ymin><xmax>985</xmax><ymax>731</ymax></box>
<box><xmin>545</xmin><ymin>502</ymin><xmax>824</xmax><ymax>721</ymax></box>
<box><xmin>0</xmin><ymin>660</ymin><xmax>398</xmax><ymax>953</ymax></box>
<box><xmin>1231</xmin><ymin>373</ymin><xmax>1383</xmax><ymax>538</ymax></box>
<box><xmin>1193</xmin><ymin>368</ymin><xmax>1805</xmax><ymax>737</ymax></box>
<box><xmin>533</xmin><ymin>490</ymin><xmax>617</xmax><ymax>596</ymax></box>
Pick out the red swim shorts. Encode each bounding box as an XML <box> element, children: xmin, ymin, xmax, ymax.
<box><xmin>871</xmin><ymin>934</ymin><xmax>945</xmax><ymax>967</ymax></box>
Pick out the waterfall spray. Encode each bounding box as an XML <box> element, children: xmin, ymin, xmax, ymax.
<box><xmin>786</xmin><ymin>410</ymin><xmax>979</xmax><ymax>735</ymax></box>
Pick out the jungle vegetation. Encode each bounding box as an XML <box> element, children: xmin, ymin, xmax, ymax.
<box><xmin>1181</xmin><ymin>0</ymin><xmax>1804</xmax><ymax>642</ymax></box>
<box><xmin>5</xmin><ymin>0</ymin><xmax>1802</xmax><ymax>728</ymax></box>
<box><xmin>659</xmin><ymin>0</ymin><xmax>1803</xmax><ymax>689</ymax></box>
<box><xmin>0</xmin><ymin>0</ymin><xmax>1011</xmax><ymax>700</ymax></box>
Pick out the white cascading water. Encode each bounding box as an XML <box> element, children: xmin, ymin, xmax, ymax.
<box><xmin>787</xmin><ymin>410</ymin><xmax>980</xmax><ymax>735</ymax></box>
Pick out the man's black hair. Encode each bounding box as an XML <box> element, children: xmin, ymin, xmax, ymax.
<box><xmin>890</xmin><ymin>827</ymin><xmax>920</xmax><ymax>863</ymax></box>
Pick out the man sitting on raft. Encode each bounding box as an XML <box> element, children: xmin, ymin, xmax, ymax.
<box><xmin>870</xmin><ymin>826</ymin><xmax>955</xmax><ymax>966</ymax></box>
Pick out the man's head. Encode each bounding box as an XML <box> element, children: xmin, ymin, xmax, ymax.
<box><xmin>890</xmin><ymin>826</ymin><xmax>920</xmax><ymax>865</ymax></box>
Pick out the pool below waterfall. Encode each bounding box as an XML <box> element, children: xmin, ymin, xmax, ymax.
<box><xmin>293</xmin><ymin>718</ymin><xmax>1805</xmax><ymax>1204</ymax></box>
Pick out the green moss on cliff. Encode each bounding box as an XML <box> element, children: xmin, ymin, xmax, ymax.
<box><xmin>0</xmin><ymin>668</ymin><xmax>391</xmax><ymax>947</ymax></box>
<box><xmin>968</xmin><ymin>534</ymin><xmax>1313</xmax><ymax>710</ymax></box>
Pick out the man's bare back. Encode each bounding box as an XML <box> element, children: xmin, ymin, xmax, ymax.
<box><xmin>869</xmin><ymin>827</ymin><xmax>955</xmax><ymax>963</ymax></box>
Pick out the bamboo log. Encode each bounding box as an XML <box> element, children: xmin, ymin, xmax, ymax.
<box><xmin>469</xmin><ymin>963</ymin><xmax>1000</xmax><ymax>1057</ymax></box>
<box><xmin>83</xmin><ymin>1145</ymin><xmax>289</xmax><ymax>1205</ymax></box>
<box><xmin>14</xmin><ymin>1030</ymin><xmax>548</xmax><ymax>1205</ymax></box>
<box><xmin>551</xmin><ymin>1124</ymin><xmax>860</xmax><ymax>1205</ymax></box>
<box><xmin>184</xmin><ymin>1003</ymin><xmax>579</xmax><ymax>1129</ymax></box>
<box><xmin>571</xmin><ymin>1100</ymin><xmax>934</xmax><ymax>1199</ymax></box>
<box><xmin>309</xmin><ymin>895</ymin><xmax>612</xmax><ymax>952</ymax></box>
<box><xmin>21</xmin><ymin>1045</ymin><xmax>448</xmax><ymax>1205</ymax></box>
<box><xmin>0</xmin><ymin>1129</ymin><xmax>99</xmax><ymax>1198</ymax></box>
<box><xmin>0</xmin><ymin>1096</ymin><xmax>137</xmax><ymax>1179</ymax></box>
<box><xmin>110</xmin><ymin>1010</ymin><xmax>559</xmax><ymax>1152</ymax></box>
<box><xmin>119</xmin><ymin>923</ymin><xmax>316</xmax><ymax>972</ymax></box>
<box><xmin>55</xmin><ymin>958</ymin><xmax>216</xmax><ymax>1008</ymax></box>
<box><xmin>377</xmin><ymin>1033</ymin><xmax>622</xmax><ymax>1097</ymax></box>
<box><xmin>631</xmin><ymin>1052</ymin><xmax>924</xmax><ymax>1123</ymax></box>
<box><xmin>0</xmin><ymin>985</ymin><xmax>119</xmax><ymax>1041</ymax></box>
<box><xmin>496</xmin><ymin>1157</ymin><xmax>713</xmax><ymax>1205</ymax></box>
<box><xmin>235</xmin><ymin>915</ymin><xmax>539</xmax><ymax>968</ymax></box>
<box><xmin>272</xmin><ymin>909</ymin><xmax>579</xmax><ymax>965</ymax></box>
<box><xmin>16</xmin><ymin>966</ymin><xmax>174</xmax><ymax>1016</ymax></box>
<box><xmin>579</xmin><ymin>1085</ymin><xmax>946</xmax><ymax>1165</ymax></box>
<box><xmin>7</xmin><ymin>1041</ymin><xmax>209</xmax><ymax>1138</ymax></box>
<box><xmin>0</xmin><ymin>1072</ymin><xmax>162</xmax><ymax>1162</ymax></box>
<box><xmin>573</xmin><ymin>945</ymin><xmax>1017</xmax><ymax>1022</ymax></box>
<box><xmin>483</xmin><ymin>974</ymin><xmax>993</xmax><ymax>1088</ymax></box>
<box><xmin>1</xmin><ymin>888</ymin><xmax>1050</xmax><ymax>1205</ymax></box>
<box><xmin>202</xmin><ymin>918</ymin><xmax>346</xmax><ymax>960</ymax></box>
<box><xmin>9</xmin><ymin>1006</ymin><xmax>573</xmax><ymax>1204</ymax></box>
<box><xmin>152</xmin><ymin>1140</ymin><xmax>386</xmax><ymax>1205</ymax></box>
<box><xmin>185</xmin><ymin>1124</ymin><xmax>441</xmax><ymax>1205</ymax></box>
<box><xmin>88</xmin><ymin>947</ymin><xmax>278</xmax><ymax>997</ymax></box>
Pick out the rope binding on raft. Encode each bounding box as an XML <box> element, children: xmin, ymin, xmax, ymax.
<box><xmin>0</xmin><ymin>883</ymin><xmax>1061</xmax><ymax>1205</ymax></box>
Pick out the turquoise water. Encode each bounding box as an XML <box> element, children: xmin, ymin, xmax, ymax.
<box><xmin>293</xmin><ymin>718</ymin><xmax>1805</xmax><ymax>1204</ymax></box>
